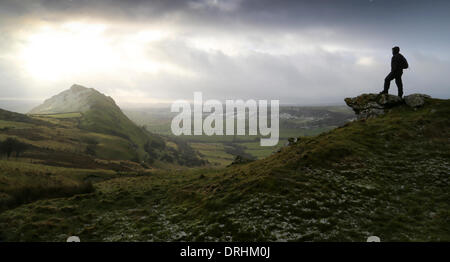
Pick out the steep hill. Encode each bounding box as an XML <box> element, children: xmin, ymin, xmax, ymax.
<box><xmin>29</xmin><ymin>84</ymin><xmax>159</xmax><ymax>161</ymax></box>
<box><xmin>27</xmin><ymin>85</ymin><xmax>149</xmax><ymax>162</ymax></box>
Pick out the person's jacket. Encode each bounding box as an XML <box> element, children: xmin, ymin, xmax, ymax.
<box><xmin>391</xmin><ymin>53</ymin><xmax>408</xmax><ymax>72</ymax></box>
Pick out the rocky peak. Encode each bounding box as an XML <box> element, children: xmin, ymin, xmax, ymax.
<box><xmin>345</xmin><ymin>93</ymin><xmax>430</xmax><ymax>119</ymax></box>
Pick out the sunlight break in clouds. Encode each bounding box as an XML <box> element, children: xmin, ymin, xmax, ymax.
<box><xmin>19</xmin><ymin>22</ymin><xmax>114</xmax><ymax>81</ymax></box>
<box><xmin>18</xmin><ymin>22</ymin><xmax>195</xmax><ymax>82</ymax></box>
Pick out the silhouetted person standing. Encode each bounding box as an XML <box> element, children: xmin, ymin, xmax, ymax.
<box><xmin>380</xmin><ymin>46</ymin><xmax>408</xmax><ymax>98</ymax></box>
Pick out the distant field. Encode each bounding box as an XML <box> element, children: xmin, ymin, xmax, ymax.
<box><xmin>239</xmin><ymin>142</ymin><xmax>276</xmax><ymax>159</ymax></box>
<box><xmin>29</xmin><ymin>112</ymin><xmax>82</xmax><ymax>118</ymax></box>
<box><xmin>190</xmin><ymin>143</ymin><xmax>234</xmax><ymax>166</ymax></box>
<box><xmin>0</xmin><ymin>120</ymin><xmax>33</xmax><ymax>129</ymax></box>
<box><xmin>183</xmin><ymin>126</ymin><xmax>335</xmax><ymax>165</ymax></box>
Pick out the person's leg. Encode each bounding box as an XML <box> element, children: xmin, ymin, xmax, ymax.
<box><xmin>395</xmin><ymin>72</ymin><xmax>403</xmax><ymax>97</ymax></box>
<box><xmin>383</xmin><ymin>72</ymin><xmax>395</xmax><ymax>93</ymax></box>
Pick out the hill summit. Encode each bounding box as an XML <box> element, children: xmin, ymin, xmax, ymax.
<box><xmin>28</xmin><ymin>84</ymin><xmax>116</xmax><ymax>114</ymax></box>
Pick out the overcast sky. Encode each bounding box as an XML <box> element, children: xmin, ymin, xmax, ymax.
<box><xmin>0</xmin><ymin>0</ymin><xmax>449</xmax><ymax>111</ymax></box>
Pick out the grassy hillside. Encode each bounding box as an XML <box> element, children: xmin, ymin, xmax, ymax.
<box><xmin>78</xmin><ymin>96</ymin><xmax>160</xmax><ymax>162</ymax></box>
<box><xmin>1</xmin><ymin>97</ymin><xmax>447</xmax><ymax>241</ymax></box>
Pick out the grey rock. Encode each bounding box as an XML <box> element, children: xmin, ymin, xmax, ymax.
<box><xmin>404</xmin><ymin>93</ymin><xmax>430</xmax><ymax>108</ymax></box>
<box><xmin>358</xmin><ymin>108</ymin><xmax>385</xmax><ymax>119</ymax></box>
<box><xmin>377</xmin><ymin>94</ymin><xmax>403</xmax><ymax>106</ymax></box>
<box><xmin>345</xmin><ymin>93</ymin><xmax>432</xmax><ymax>120</ymax></box>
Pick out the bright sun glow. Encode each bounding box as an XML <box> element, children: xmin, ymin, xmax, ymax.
<box><xmin>356</xmin><ymin>56</ymin><xmax>375</xmax><ymax>66</ymax></box>
<box><xmin>19</xmin><ymin>22</ymin><xmax>193</xmax><ymax>81</ymax></box>
<box><xmin>20</xmin><ymin>22</ymin><xmax>117</xmax><ymax>81</ymax></box>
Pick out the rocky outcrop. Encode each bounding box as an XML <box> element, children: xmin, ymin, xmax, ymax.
<box><xmin>344</xmin><ymin>93</ymin><xmax>402</xmax><ymax>119</ymax></box>
<box><xmin>345</xmin><ymin>93</ymin><xmax>431</xmax><ymax>119</ymax></box>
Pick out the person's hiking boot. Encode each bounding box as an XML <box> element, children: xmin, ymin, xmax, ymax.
<box><xmin>379</xmin><ymin>91</ymin><xmax>387</xmax><ymax>95</ymax></box>
<box><xmin>398</xmin><ymin>92</ymin><xmax>403</xmax><ymax>98</ymax></box>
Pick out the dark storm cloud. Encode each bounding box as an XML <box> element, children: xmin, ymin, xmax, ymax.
<box><xmin>1</xmin><ymin>0</ymin><xmax>447</xmax><ymax>53</ymax></box>
<box><xmin>3</xmin><ymin>0</ymin><xmax>448</xmax><ymax>27</ymax></box>
<box><xmin>2</xmin><ymin>0</ymin><xmax>450</xmax><ymax>46</ymax></box>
